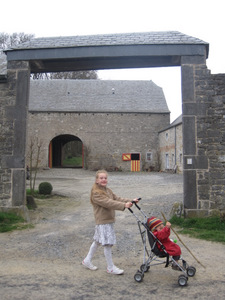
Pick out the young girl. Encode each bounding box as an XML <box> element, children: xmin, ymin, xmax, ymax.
<box><xmin>147</xmin><ymin>216</ymin><xmax>181</xmax><ymax>270</ymax></box>
<box><xmin>82</xmin><ymin>170</ymin><xmax>139</xmax><ymax>275</ymax></box>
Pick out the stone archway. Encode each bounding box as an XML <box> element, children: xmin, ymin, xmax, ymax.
<box><xmin>3</xmin><ymin>31</ymin><xmax>224</xmax><ymax>217</ymax></box>
<box><xmin>49</xmin><ymin>134</ymin><xmax>83</xmax><ymax>168</ymax></box>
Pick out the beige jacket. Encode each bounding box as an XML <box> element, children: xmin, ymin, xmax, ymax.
<box><xmin>91</xmin><ymin>187</ymin><xmax>131</xmax><ymax>225</ymax></box>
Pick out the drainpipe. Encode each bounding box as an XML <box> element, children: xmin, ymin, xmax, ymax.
<box><xmin>174</xmin><ymin>126</ymin><xmax>177</xmax><ymax>166</ymax></box>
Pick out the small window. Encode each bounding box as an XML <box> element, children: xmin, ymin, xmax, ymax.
<box><xmin>131</xmin><ymin>153</ymin><xmax>140</xmax><ymax>160</ymax></box>
<box><xmin>166</xmin><ymin>132</ymin><xmax>169</xmax><ymax>140</ymax></box>
<box><xmin>146</xmin><ymin>152</ymin><xmax>152</xmax><ymax>161</ymax></box>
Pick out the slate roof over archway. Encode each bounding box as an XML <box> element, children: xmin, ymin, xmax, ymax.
<box><xmin>6</xmin><ymin>31</ymin><xmax>208</xmax><ymax>49</ymax></box>
<box><xmin>29</xmin><ymin>79</ymin><xmax>169</xmax><ymax>114</ymax></box>
<box><xmin>4</xmin><ymin>31</ymin><xmax>209</xmax><ymax>73</ymax></box>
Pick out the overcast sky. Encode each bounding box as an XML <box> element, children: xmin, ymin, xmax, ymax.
<box><xmin>1</xmin><ymin>0</ymin><xmax>224</xmax><ymax>121</ymax></box>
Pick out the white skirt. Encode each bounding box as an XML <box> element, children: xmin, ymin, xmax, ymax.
<box><xmin>93</xmin><ymin>223</ymin><xmax>116</xmax><ymax>246</ymax></box>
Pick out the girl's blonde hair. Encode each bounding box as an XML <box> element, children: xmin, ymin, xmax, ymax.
<box><xmin>95</xmin><ymin>169</ymin><xmax>108</xmax><ymax>181</ymax></box>
<box><xmin>90</xmin><ymin>170</ymin><xmax>108</xmax><ymax>203</ymax></box>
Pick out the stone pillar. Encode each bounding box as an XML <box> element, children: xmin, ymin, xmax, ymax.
<box><xmin>196</xmin><ymin>72</ymin><xmax>225</xmax><ymax>215</ymax></box>
<box><xmin>181</xmin><ymin>56</ymin><xmax>208</xmax><ymax>217</ymax></box>
<box><xmin>0</xmin><ymin>60</ymin><xmax>30</xmax><ymax>214</ymax></box>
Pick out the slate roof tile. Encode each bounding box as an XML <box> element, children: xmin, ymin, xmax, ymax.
<box><xmin>7</xmin><ymin>31</ymin><xmax>208</xmax><ymax>51</ymax></box>
<box><xmin>29</xmin><ymin>79</ymin><xmax>169</xmax><ymax>114</ymax></box>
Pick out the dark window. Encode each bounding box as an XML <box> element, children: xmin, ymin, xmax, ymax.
<box><xmin>131</xmin><ymin>153</ymin><xmax>140</xmax><ymax>160</ymax></box>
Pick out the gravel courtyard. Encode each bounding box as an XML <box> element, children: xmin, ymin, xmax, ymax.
<box><xmin>0</xmin><ymin>169</ymin><xmax>224</xmax><ymax>300</ymax></box>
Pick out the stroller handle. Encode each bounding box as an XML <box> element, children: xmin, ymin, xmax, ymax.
<box><xmin>131</xmin><ymin>197</ymin><xmax>141</xmax><ymax>204</ymax></box>
<box><xmin>129</xmin><ymin>198</ymin><xmax>141</xmax><ymax>212</ymax></box>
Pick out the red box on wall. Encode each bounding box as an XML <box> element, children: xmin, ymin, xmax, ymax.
<box><xmin>122</xmin><ymin>153</ymin><xmax>131</xmax><ymax>161</ymax></box>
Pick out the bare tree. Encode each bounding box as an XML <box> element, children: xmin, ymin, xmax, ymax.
<box><xmin>27</xmin><ymin>137</ymin><xmax>43</xmax><ymax>195</ymax></box>
<box><xmin>49</xmin><ymin>70</ymin><xmax>98</xmax><ymax>80</ymax></box>
<box><xmin>1</xmin><ymin>32</ymin><xmax>98</xmax><ymax>80</ymax></box>
<box><xmin>0</xmin><ymin>32</ymin><xmax>35</xmax><ymax>51</ymax></box>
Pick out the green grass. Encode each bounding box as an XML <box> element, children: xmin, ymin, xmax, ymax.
<box><xmin>170</xmin><ymin>215</ymin><xmax>225</xmax><ymax>244</ymax></box>
<box><xmin>0</xmin><ymin>212</ymin><xmax>30</xmax><ymax>233</ymax></box>
<box><xmin>26</xmin><ymin>189</ymin><xmax>52</xmax><ymax>199</ymax></box>
<box><xmin>62</xmin><ymin>156</ymin><xmax>82</xmax><ymax>166</ymax></box>
<box><xmin>26</xmin><ymin>188</ymin><xmax>39</xmax><ymax>196</ymax></box>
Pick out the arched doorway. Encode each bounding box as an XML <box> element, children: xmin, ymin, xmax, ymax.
<box><xmin>49</xmin><ymin>135</ymin><xmax>83</xmax><ymax>168</ymax></box>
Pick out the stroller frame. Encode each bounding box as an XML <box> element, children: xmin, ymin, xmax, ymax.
<box><xmin>129</xmin><ymin>201</ymin><xmax>196</xmax><ymax>286</ymax></box>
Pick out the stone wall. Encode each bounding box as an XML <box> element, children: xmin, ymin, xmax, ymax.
<box><xmin>196</xmin><ymin>69</ymin><xmax>225</xmax><ymax>214</ymax></box>
<box><xmin>0</xmin><ymin>78</ymin><xmax>13</xmax><ymax>207</ymax></box>
<box><xmin>0</xmin><ymin>61</ymin><xmax>30</xmax><ymax>212</ymax></box>
<box><xmin>183</xmin><ymin>65</ymin><xmax>225</xmax><ymax>216</ymax></box>
<box><xmin>159</xmin><ymin>123</ymin><xmax>183</xmax><ymax>173</ymax></box>
<box><xmin>27</xmin><ymin>112</ymin><xmax>169</xmax><ymax>171</ymax></box>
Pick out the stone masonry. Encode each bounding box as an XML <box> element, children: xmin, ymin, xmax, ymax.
<box><xmin>183</xmin><ymin>64</ymin><xmax>225</xmax><ymax>216</ymax></box>
<box><xmin>27</xmin><ymin>112</ymin><xmax>169</xmax><ymax>172</ymax></box>
<box><xmin>0</xmin><ymin>61</ymin><xmax>30</xmax><ymax>212</ymax></box>
<box><xmin>27</xmin><ymin>79</ymin><xmax>170</xmax><ymax>172</ymax></box>
<box><xmin>196</xmin><ymin>69</ymin><xmax>225</xmax><ymax>214</ymax></box>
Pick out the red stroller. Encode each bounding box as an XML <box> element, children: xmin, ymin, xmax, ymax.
<box><xmin>128</xmin><ymin>200</ymin><xmax>196</xmax><ymax>286</ymax></box>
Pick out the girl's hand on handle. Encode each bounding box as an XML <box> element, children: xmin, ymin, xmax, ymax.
<box><xmin>125</xmin><ymin>202</ymin><xmax>133</xmax><ymax>208</ymax></box>
<box><xmin>132</xmin><ymin>198</ymin><xmax>141</xmax><ymax>203</ymax></box>
<box><xmin>125</xmin><ymin>198</ymin><xmax>141</xmax><ymax>208</ymax></box>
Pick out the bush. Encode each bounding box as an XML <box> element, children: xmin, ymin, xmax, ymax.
<box><xmin>38</xmin><ymin>182</ymin><xmax>53</xmax><ymax>195</ymax></box>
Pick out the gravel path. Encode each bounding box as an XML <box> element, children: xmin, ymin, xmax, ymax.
<box><xmin>0</xmin><ymin>169</ymin><xmax>225</xmax><ymax>300</ymax></box>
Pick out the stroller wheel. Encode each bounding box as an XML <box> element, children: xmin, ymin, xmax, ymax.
<box><xmin>134</xmin><ymin>271</ymin><xmax>144</xmax><ymax>283</ymax></box>
<box><xmin>187</xmin><ymin>266</ymin><xmax>196</xmax><ymax>277</ymax></box>
<box><xmin>178</xmin><ymin>275</ymin><xmax>188</xmax><ymax>287</ymax></box>
<box><xmin>140</xmin><ymin>264</ymin><xmax>150</xmax><ymax>272</ymax></box>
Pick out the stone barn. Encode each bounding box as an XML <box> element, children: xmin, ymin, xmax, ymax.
<box><xmin>27</xmin><ymin>79</ymin><xmax>170</xmax><ymax>171</ymax></box>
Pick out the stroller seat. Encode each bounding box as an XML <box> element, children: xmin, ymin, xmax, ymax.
<box><xmin>128</xmin><ymin>201</ymin><xmax>196</xmax><ymax>286</ymax></box>
<box><xmin>146</xmin><ymin>226</ymin><xmax>168</xmax><ymax>258</ymax></box>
